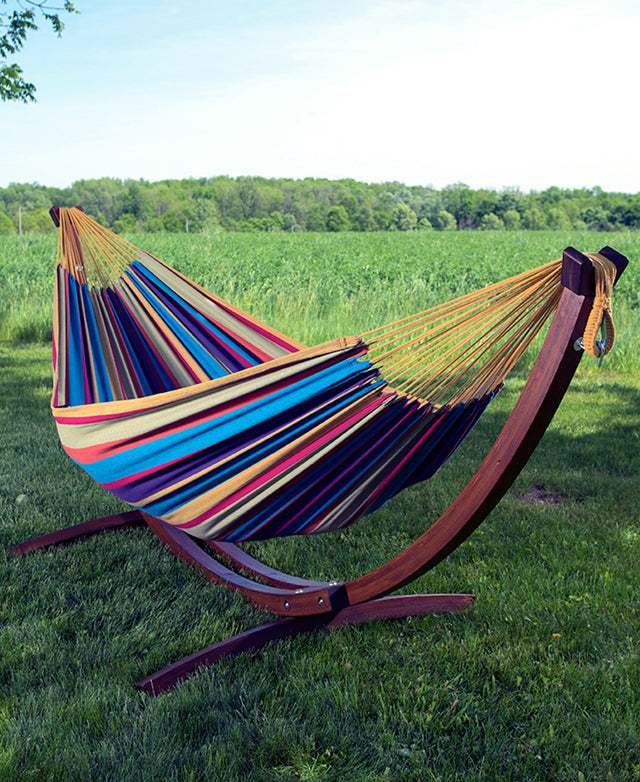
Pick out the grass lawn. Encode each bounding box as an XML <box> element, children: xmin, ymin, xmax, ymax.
<box><xmin>1</xmin><ymin>339</ymin><xmax>638</xmax><ymax>782</ymax></box>
<box><xmin>0</xmin><ymin>230</ymin><xmax>639</xmax><ymax>780</ymax></box>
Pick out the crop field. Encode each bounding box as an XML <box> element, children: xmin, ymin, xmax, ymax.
<box><xmin>1</xmin><ymin>229</ymin><xmax>639</xmax><ymax>370</ymax></box>
<box><xmin>1</xmin><ymin>229</ymin><xmax>639</xmax><ymax>781</ymax></box>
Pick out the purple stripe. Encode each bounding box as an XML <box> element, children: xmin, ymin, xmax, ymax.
<box><xmin>403</xmin><ymin>393</ymin><xmax>493</xmax><ymax>486</ymax></box>
<box><xmin>133</xmin><ymin>268</ymin><xmax>254</xmax><ymax>373</ymax></box>
<box><xmin>232</xmin><ymin>394</ymin><xmax>424</xmax><ymax>540</ymax></box>
<box><xmin>110</xmin><ymin>367</ymin><xmax>381</xmax><ymax>503</ymax></box>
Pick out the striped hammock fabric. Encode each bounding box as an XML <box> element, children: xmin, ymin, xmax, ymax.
<box><xmin>52</xmin><ymin>208</ymin><xmax>565</xmax><ymax>541</ymax></box>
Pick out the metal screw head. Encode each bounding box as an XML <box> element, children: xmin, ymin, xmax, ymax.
<box><xmin>284</xmin><ymin>601</ymin><xmax>290</xmax><ymax>610</ymax></box>
<box><xmin>318</xmin><ymin>597</ymin><xmax>324</xmax><ymax>607</ymax></box>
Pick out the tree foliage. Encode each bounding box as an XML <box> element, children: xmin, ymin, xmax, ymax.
<box><xmin>0</xmin><ymin>0</ymin><xmax>77</xmax><ymax>101</ymax></box>
<box><xmin>1</xmin><ymin>176</ymin><xmax>640</xmax><ymax>234</ymax></box>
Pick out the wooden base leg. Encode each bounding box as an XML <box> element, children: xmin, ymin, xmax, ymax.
<box><xmin>136</xmin><ymin>592</ymin><xmax>475</xmax><ymax>695</ymax></box>
<box><xmin>7</xmin><ymin>510</ymin><xmax>144</xmax><ymax>555</ymax></box>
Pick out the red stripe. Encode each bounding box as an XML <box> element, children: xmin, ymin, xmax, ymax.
<box><xmin>175</xmin><ymin>394</ymin><xmax>390</xmax><ymax>530</ymax></box>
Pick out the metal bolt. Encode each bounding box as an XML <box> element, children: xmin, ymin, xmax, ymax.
<box><xmin>318</xmin><ymin>597</ymin><xmax>324</xmax><ymax>607</ymax></box>
<box><xmin>284</xmin><ymin>601</ymin><xmax>290</xmax><ymax>610</ymax></box>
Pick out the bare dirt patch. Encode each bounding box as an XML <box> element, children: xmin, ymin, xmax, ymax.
<box><xmin>522</xmin><ymin>484</ymin><xmax>569</xmax><ymax>505</ymax></box>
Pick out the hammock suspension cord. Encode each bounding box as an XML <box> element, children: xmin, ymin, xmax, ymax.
<box><xmin>583</xmin><ymin>252</ymin><xmax>617</xmax><ymax>360</ymax></box>
<box><xmin>54</xmin><ymin>208</ymin><xmax>619</xmax><ymax>412</ymax></box>
<box><xmin>363</xmin><ymin>260</ymin><xmax>564</xmax><ymax>406</ymax></box>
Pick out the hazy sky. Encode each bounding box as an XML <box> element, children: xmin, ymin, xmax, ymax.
<box><xmin>2</xmin><ymin>0</ymin><xmax>639</xmax><ymax>192</ymax></box>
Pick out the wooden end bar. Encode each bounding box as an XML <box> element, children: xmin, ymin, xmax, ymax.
<box><xmin>561</xmin><ymin>245</ymin><xmax>628</xmax><ymax>295</ymax></box>
<box><xmin>49</xmin><ymin>204</ymin><xmax>84</xmax><ymax>227</ymax></box>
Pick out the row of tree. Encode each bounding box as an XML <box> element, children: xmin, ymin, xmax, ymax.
<box><xmin>1</xmin><ymin>177</ymin><xmax>639</xmax><ymax>235</ymax></box>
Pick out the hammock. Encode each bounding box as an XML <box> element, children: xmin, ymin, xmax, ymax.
<box><xmin>49</xmin><ymin>206</ymin><xmax>604</xmax><ymax>543</ymax></box>
<box><xmin>10</xmin><ymin>206</ymin><xmax>627</xmax><ymax>693</ymax></box>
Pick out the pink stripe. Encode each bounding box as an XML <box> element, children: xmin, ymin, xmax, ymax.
<box><xmin>52</xmin><ymin>329</ymin><xmax>59</xmax><ymax>401</ymax></box>
<box><xmin>175</xmin><ymin>394</ymin><xmax>391</xmax><ymax>530</ymax></box>
<box><xmin>99</xmin><ymin>289</ymin><xmax>127</xmax><ymax>398</ymax></box>
<box><xmin>245</xmin><ymin>397</ymin><xmax>421</xmax><ymax>538</ymax></box>
<box><xmin>63</xmin><ymin>274</ymin><xmax>71</xmax><ymax>405</ymax></box>
<box><xmin>353</xmin><ymin>405</ymin><xmax>451</xmax><ymax>517</ymax></box>
<box><xmin>169</xmin><ymin>290</ymin><xmax>275</xmax><ymax>365</ymax></box>
<box><xmin>53</xmin><ymin>347</ymin><xmax>359</xmax><ymax>428</ymax></box>
<box><xmin>100</xmin><ymin>288</ymin><xmax>144</xmax><ymax>397</ymax></box>
<box><xmin>116</xmin><ymin>278</ymin><xmax>182</xmax><ymax>389</ymax></box>
<box><xmin>215</xmin><ymin>299</ymin><xmax>301</xmax><ymax>353</ymax></box>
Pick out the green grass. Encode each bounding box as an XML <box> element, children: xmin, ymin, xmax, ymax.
<box><xmin>1</xmin><ymin>230</ymin><xmax>639</xmax><ymax>371</ymax></box>
<box><xmin>1</xmin><ymin>231</ymin><xmax>639</xmax><ymax>780</ymax></box>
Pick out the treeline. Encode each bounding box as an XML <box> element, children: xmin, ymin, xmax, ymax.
<box><xmin>1</xmin><ymin>176</ymin><xmax>640</xmax><ymax>234</ymax></box>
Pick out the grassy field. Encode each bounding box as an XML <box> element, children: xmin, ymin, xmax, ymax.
<box><xmin>1</xmin><ymin>230</ymin><xmax>639</xmax><ymax>369</ymax></box>
<box><xmin>1</xmin><ymin>230</ymin><xmax>639</xmax><ymax>780</ymax></box>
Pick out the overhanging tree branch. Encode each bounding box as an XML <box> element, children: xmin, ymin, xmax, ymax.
<box><xmin>0</xmin><ymin>0</ymin><xmax>77</xmax><ymax>101</ymax></box>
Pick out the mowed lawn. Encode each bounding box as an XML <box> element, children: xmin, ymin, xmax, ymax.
<box><xmin>0</xmin><ymin>229</ymin><xmax>639</xmax><ymax>781</ymax></box>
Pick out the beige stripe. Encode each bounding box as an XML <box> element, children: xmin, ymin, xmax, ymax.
<box><xmin>53</xmin><ymin>337</ymin><xmax>361</xmax><ymax>420</ymax></box>
<box><xmin>141</xmin><ymin>381</ymin><xmax>389</xmax><ymax>506</ymax></box>
<box><xmin>90</xmin><ymin>287</ymin><xmax>123</xmax><ymax>401</ymax></box>
<box><xmin>115</xmin><ymin>279</ymin><xmax>195</xmax><ymax>389</ymax></box>
<box><xmin>97</xmin><ymin>292</ymin><xmax>136</xmax><ymax>399</ymax></box>
<box><xmin>117</xmin><ymin>272</ymin><xmax>211</xmax><ymax>386</ymax></box>
<box><xmin>138</xmin><ymin>252</ymin><xmax>299</xmax><ymax>358</ymax></box>
<box><xmin>166</xmin><ymin>393</ymin><xmax>394</xmax><ymax>538</ymax></box>
<box><xmin>55</xmin><ymin>344</ymin><xmax>364</xmax><ymax>449</ymax></box>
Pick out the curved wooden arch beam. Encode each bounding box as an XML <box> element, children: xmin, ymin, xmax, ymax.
<box><xmin>141</xmin><ymin>246</ymin><xmax>628</xmax><ymax>618</ymax></box>
<box><xmin>345</xmin><ymin>245</ymin><xmax>628</xmax><ymax>606</ymax></box>
<box><xmin>141</xmin><ymin>512</ymin><xmax>345</xmax><ymax>616</ymax></box>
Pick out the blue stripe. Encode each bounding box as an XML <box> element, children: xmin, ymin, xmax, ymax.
<box><xmin>80</xmin><ymin>285</ymin><xmax>113</xmax><ymax>402</ymax></box>
<box><xmin>66</xmin><ymin>276</ymin><xmax>87</xmax><ymax>407</ymax></box>
<box><xmin>124</xmin><ymin>269</ymin><xmax>228</xmax><ymax>380</ymax></box>
<box><xmin>141</xmin><ymin>379</ymin><xmax>379</xmax><ymax>517</ymax></box>
<box><xmin>108</xmin><ymin>291</ymin><xmax>176</xmax><ymax>395</ymax></box>
<box><xmin>76</xmin><ymin>356</ymin><xmax>379</xmax><ymax>486</ymax></box>
<box><xmin>104</xmin><ymin>288</ymin><xmax>154</xmax><ymax>397</ymax></box>
<box><xmin>132</xmin><ymin>261</ymin><xmax>260</xmax><ymax>368</ymax></box>
<box><xmin>224</xmin><ymin>396</ymin><xmax>420</xmax><ymax>540</ymax></box>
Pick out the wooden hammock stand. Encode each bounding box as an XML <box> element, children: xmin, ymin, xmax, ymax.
<box><xmin>9</xmin><ymin>227</ymin><xmax>628</xmax><ymax>695</ymax></box>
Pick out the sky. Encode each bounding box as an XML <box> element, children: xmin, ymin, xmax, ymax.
<box><xmin>1</xmin><ymin>0</ymin><xmax>639</xmax><ymax>192</ymax></box>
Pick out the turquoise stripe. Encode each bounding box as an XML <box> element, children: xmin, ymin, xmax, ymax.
<box><xmin>80</xmin><ymin>285</ymin><xmax>114</xmax><ymax>403</ymax></box>
<box><xmin>140</xmin><ymin>379</ymin><xmax>379</xmax><ymax>517</ymax></box>
<box><xmin>124</xmin><ymin>269</ymin><xmax>228</xmax><ymax>380</ymax></box>
<box><xmin>225</xmin><ymin>396</ymin><xmax>418</xmax><ymax>540</ymax></box>
<box><xmin>66</xmin><ymin>276</ymin><xmax>87</xmax><ymax>406</ymax></box>
<box><xmin>75</xmin><ymin>356</ymin><xmax>378</xmax><ymax>486</ymax></box>
<box><xmin>131</xmin><ymin>261</ymin><xmax>259</xmax><ymax>366</ymax></box>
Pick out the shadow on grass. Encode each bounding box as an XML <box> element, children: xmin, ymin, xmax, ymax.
<box><xmin>0</xmin><ymin>343</ymin><xmax>130</xmax><ymax>541</ymax></box>
<box><xmin>2</xmin><ymin>340</ymin><xmax>638</xmax><ymax>576</ymax></box>
<box><xmin>465</xmin><ymin>373</ymin><xmax>640</xmax><ymax>505</ymax></box>
<box><xmin>1</xmin><ymin>345</ymin><xmax>639</xmax><ymax>782</ymax></box>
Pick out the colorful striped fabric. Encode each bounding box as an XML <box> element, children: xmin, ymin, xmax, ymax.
<box><xmin>51</xmin><ymin>208</ymin><xmax>562</xmax><ymax>541</ymax></box>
